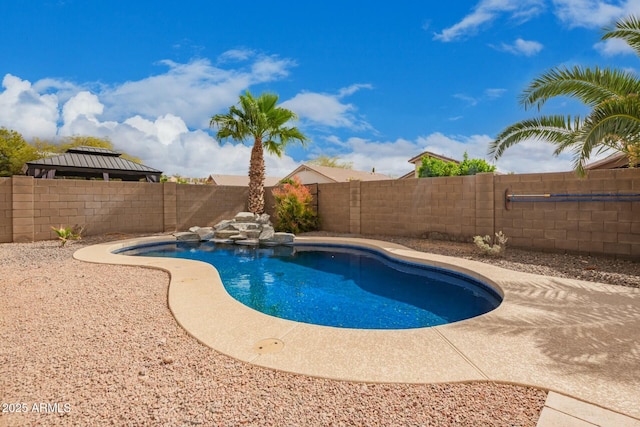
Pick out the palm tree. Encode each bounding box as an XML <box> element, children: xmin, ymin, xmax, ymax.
<box><xmin>489</xmin><ymin>15</ymin><xmax>640</xmax><ymax>175</ymax></box>
<box><xmin>210</xmin><ymin>91</ymin><xmax>308</xmax><ymax>213</ymax></box>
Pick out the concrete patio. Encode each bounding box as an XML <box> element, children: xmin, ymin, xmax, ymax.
<box><xmin>74</xmin><ymin>235</ymin><xmax>640</xmax><ymax>426</ymax></box>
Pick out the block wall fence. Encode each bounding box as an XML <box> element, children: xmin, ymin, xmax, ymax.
<box><xmin>1</xmin><ymin>169</ymin><xmax>639</xmax><ymax>258</ymax></box>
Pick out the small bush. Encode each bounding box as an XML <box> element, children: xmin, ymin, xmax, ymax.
<box><xmin>272</xmin><ymin>176</ymin><xmax>319</xmax><ymax>234</ymax></box>
<box><xmin>418</xmin><ymin>152</ymin><xmax>496</xmax><ymax>178</ymax></box>
<box><xmin>473</xmin><ymin>231</ymin><xmax>508</xmax><ymax>257</ymax></box>
<box><xmin>51</xmin><ymin>225</ymin><xmax>83</xmax><ymax>247</ymax></box>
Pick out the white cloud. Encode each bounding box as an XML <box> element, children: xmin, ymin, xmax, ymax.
<box><xmin>496</xmin><ymin>38</ymin><xmax>544</xmax><ymax>56</ymax></box>
<box><xmin>217</xmin><ymin>48</ymin><xmax>255</xmax><ymax>63</ymax></box>
<box><xmin>0</xmin><ymin>61</ymin><xmax>302</xmax><ymax>178</ymax></box>
<box><xmin>281</xmin><ymin>85</ymin><xmax>373</xmax><ymax>130</ymax></box>
<box><xmin>594</xmin><ymin>37</ymin><xmax>636</xmax><ymax>56</ymax></box>
<box><xmin>454</xmin><ymin>93</ymin><xmax>479</xmax><ymax>107</ymax></box>
<box><xmin>433</xmin><ymin>0</ymin><xmax>545</xmax><ymax>41</ymax></box>
<box><xmin>490</xmin><ymin>138</ymin><xmax>574</xmax><ymax>173</ymax></box>
<box><xmin>484</xmin><ymin>88</ymin><xmax>507</xmax><ymax>99</ymax></box>
<box><xmin>0</xmin><ymin>74</ymin><xmax>59</xmax><ymax>139</ymax></box>
<box><xmin>100</xmin><ymin>56</ymin><xmax>295</xmax><ymax>129</ymax></box>
<box><xmin>551</xmin><ymin>0</ymin><xmax>640</xmax><ymax>28</ymax></box>
<box><xmin>319</xmin><ymin>132</ymin><xmax>579</xmax><ymax>178</ymax></box>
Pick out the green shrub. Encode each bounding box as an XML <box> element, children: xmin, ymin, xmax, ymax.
<box><xmin>272</xmin><ymin>176</ymin><xmax>319</xmax><ymax>234</ymax></box>
<box><xmin>418</xmin><ymin>152</ymin><xmax>496</xmax><ymax>178</ymax></box>
<box><xmin>51</xmin><ymin>225</ymin><xmax>83</xmax><ymax>247</ymax></box>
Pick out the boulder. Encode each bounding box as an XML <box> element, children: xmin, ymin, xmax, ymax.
<box><xmin>211</xmin><ymin>238</ymin><xmax>234</xmax><ymax>244</ymax></box>
<box><xmin>213</xmin><ymin>220</ymin><xmax>234</xmax><ymax>231</ymax></box>
<box><xmin>236</xmin><ymin>239</ymin><xmax>260</xmax><ymax>246</ymax></box>
<box><xmin>255</xmin><ymin>213</ymin><xmax>270</xmax><ymax>224</ymax></box>
<box><xmin>195</xmin><ymin>227</ymin><xmax>215</xmax><ymax>240</ymax></box>
<box><xmin>234</xmin><ymin>223</ymin><xmax>259</xmax><ymax>231</ymax></box>
<box><xmin>215</xmin><ymin>229</ymin><xmax>240</xmax><ymax>239</ymax></box>
<box><xmin>174</xmin><ymin>231</ymin><xmax>200</xmax><ymax>242</ymax></box>
<box><xmin>258</xmin><ymin>225</ymin><xmax>275</xmax><ymax>241</ymax></box>
<box><xmin>272</xmin><ymin>232</ymin><xmax>295</xmax><ymax>244</ymax></box>
<box><xmin>245</xmin><ymin>229</ymin><xmax>261</xmax><ymax>239</ymax></box>
<box><xmin>188</xmin><ymin>226</ymin><xmax>200</xmax><ymax>232</ymax></box>
<box><xmin>234</xmin><ymin>212</ymin><xmax>256</xmax><ymax>222</ymax></box>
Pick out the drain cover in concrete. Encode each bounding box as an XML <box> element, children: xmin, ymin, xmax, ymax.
<box><xmin>253</xmin><ymin>338</ymin><xmax>284</xmax><ymax>354</ymax></box>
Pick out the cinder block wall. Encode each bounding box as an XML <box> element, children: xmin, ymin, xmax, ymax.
<box><xmin>316</xmin><ymin>182</ymin><xmax>350</xmax><ymax>233</ymax></box>
<box><xmin>495</xmin><ymin>169</ymin><xmax>640</xmax><ymax>257</ymax></box>
<box><xmin>359</xmin><ymin>176</ymin><xmax>477</xmax><ymax>241</ymax></box>
<box><xmin>176</xmin><ymin>184</ymin><xmax>247</xmax><ymax>230</ymax></box>
<box><xmin>2</xmin><ymin>170</ymin><xmax>639</xmax><ymax>258</ymax></box>
<box><xmin>0</xmin><ymin>178</ymin><xmax>12</xmax><ymax>243</ymax></box>
<box><xmin>32</xmin><ymin>179</ymin><xmax>164</xmax><ymax>240</ymax></box>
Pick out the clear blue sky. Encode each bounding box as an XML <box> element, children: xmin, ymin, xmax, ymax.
<box><xmin>1</xmin><ymin>1</ymin><xmax>638</xmax><ymax>177</ymax></box>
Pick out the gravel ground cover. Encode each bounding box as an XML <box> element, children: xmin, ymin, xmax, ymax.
<box><xmin>7</xmin><ymin>233</ymin><xmax>632</xmax><ymax>426</ymax></box>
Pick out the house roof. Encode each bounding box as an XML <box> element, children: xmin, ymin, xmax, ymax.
<box><xmin>408</xmin><ymin>151</ymin><xmax>460</xmax><ymax>165</ymax></box>
<box><xmin>24</xmin><ymin>146</ymin><xmax>162</xmax><ymax>181</ymax></box>
<box><xmin>398</xmin><ymin>169</ymin><xmax>416</xmax><ymax>180</ymax></box>
<box><xmin>283</xmin><ymin>163</ymin><xmax>392</xmax><ymax>183</ymax></box>
<box><xmin>207</xmin><ymin>174</ymin><xmax>282</xmax><ymax>187</ymax></box>
<box><xmin>585</xmin><ymin>152</ymin><xmax>630</xmax><ymax>170</ymax></box>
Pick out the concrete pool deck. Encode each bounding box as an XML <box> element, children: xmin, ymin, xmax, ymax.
<box><xmin>74</xmin><ymin>235</ymin><xmax>640</xmax><ymax>426</ymax></box>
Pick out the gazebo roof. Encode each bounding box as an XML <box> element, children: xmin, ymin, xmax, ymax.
<box><xmin>25</xmin><ymin>146</ymin><xmax>162</xmax><ymax>181</ymax></box>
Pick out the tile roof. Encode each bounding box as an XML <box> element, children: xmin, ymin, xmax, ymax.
<box><xmin>284</xmin><ymin>164</ymin><xmax>392</xmax><ymax>183</ymax></box>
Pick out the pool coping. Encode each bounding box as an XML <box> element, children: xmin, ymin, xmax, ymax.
<box><xmin>74</xmin><ymin>235</ymin><xmax>640</xmax><ymax>425</ymax></box>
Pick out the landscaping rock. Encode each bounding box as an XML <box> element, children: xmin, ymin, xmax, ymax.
<box><xmin>234</xmin><ymin>212</ymin><xmax>256</xmax><ymax>222</ymax></box>
<box><xmin>256</xmin><ymin>213</ymin><xmax>271</xmax><ymax>224</ymax></box>
<box><xmin>214</xmin><ymin>229</ymin><xmax>240</xmax><ymax>239</ymax></box>
<box><xmin>193</xmin><ymin>211</ymin><xmax>296</xmax><ymax>248</ymax></box>
<box><xmin>259</xmin><ymin>225</ymin><xmax>275</xmax><ymax>241</ymax></box>
<box><xmin>213</xmin><ymin>220</ymin><xmax>234</xmax><ymax>231</ymax></box>
<box><xmin>234</xmin><ymin>223</ymin><xmax>259</xmax><ymax>231</ymax></box>
<box><xmin>272</xmin><ymin>232</ymin><xmax>295</xmax><ymax>244</ymax></box>
<box><xmin>245</xmin><ymin>230</ymin><xmax>261</xmax><ymax>239</ymax></box>
<box><xmin>174</xmin><ymin>232</ymin><xmax>200</xmax><ymax>242</ymax></box>
<box><xmin>211</xmin><ymin>238</ymin><xmax>234</xmax><ymax>244</ymax></box>
<box><xmin>235</xmin><ymin>239</ymin><xmax>260</xmax><ymax>246</ymax></box>
<box><xmin>195</xmin><ymin>227</ymin><xmax>215</xmax><ymax>240</ymax></box>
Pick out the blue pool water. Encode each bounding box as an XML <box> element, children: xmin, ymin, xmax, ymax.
<box><xmin>120</xmin><ymin>242</ymin><xmax>501</xmax><ymax>329</ymax></box>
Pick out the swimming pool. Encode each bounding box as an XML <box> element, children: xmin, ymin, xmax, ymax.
<box><xmin>120</xmin><ymin>241</ymin><xmax>501</xmax><ymax>329</ymax></box>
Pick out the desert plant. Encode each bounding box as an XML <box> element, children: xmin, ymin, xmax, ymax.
<box><xmin>473</xmin><ymin>231</ymin><xmax>508</xmax><ymax>257</ymax></box>
<box><xmin>272</xmin><ymin>176</ymin><xmax>319</xmax><ymax>234</ymax></box>
<box><xmin>51</xmin><ymin>225</ymin><xmax>83</xmax><ymax>247</ymax></box>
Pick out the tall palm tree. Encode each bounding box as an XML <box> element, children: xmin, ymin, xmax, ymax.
<box><xmin>489</xmin><ymin>15</ymin><xmax>640</xmax><ymax>175</ymax></box>
<box><xmin>210</xmin><ymin>91</ymin><xmax>307</xmax><ymax>213</ymax></box>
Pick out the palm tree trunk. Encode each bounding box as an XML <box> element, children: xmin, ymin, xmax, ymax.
<box><xmin>248</xmin><ymin>136</ymin><xmax>265</xmax><ymax>213</ymax></box>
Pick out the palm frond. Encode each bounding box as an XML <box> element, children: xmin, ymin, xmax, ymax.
<box><xmin>602</xmin><ymin>15</ymin><xmax>640</xmax><ymax>57</ymax></box>
<box><xmin>575</xmin><ymin>94</ymin><xmax>640</xmax><ymax>174</ymax></box>
<box><xmin>520</xmin><ymin>66</ymin><xmax>640</xmax><ymax>111</ymax></box>
<box><xmin>489</xmin><ymin>115</ymin><xmax>580</xmax><ymax>160</ymax></box>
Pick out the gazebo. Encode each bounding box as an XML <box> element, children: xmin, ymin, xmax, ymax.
<box><xmin>24</xmin><ymin>146</ymin><xmax>162</xmax><ymax>182</ymax></box>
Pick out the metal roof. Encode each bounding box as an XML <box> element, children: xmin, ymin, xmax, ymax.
<box><xmin>66</xmin><ymin>145</ymin><xmax>121</xmax><ymax>156</ymax></box>
<box><xmin>26</xmin><ymin>152</ymin><xmax>162</xmax><ymax>174</ymax></box>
